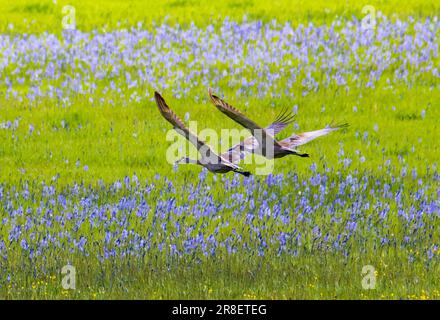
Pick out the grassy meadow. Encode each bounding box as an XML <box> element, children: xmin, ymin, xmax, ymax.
<box><xmin>0</xmin><ymin>0</ymin><xmax>439</xmax><ymax>299</ymax></box>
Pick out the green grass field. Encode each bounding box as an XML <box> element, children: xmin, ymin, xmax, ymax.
<box><xmin>1</xmin><ymin>0</ymin><xmax>440</xmax><ymax>33</ymax></box>
<box><xmin>0</xmin><ymin>0</ymin><xmax>439</xmax><ymax>299</ymax></box>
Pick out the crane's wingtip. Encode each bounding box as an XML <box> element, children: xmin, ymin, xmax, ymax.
<box><xmin>154</xmin><ymin>91</ymin><xmax>164</xmax><ymax>102</ymax></box>
<box><xmin>208</xmin><ymin>87</ymin><xmax>216</xmax><ymax>98</ymax></box>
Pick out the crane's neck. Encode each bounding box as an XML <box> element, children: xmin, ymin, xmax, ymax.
<box><xmin>178</xmin><ymin>157</ymin><xmax>201</xmax><ymax>165</ymax></box>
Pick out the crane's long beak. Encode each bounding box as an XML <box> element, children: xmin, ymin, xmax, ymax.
<box><xmin>175</xmin><ymin>157</ymin><xmax>187</xmax><ymax>164</ymax></box>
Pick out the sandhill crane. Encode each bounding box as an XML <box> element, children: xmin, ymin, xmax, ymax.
<box><xmin>154</xmin><ymin>91</ymin><xmax>251</xmax><ymax>177</ymax></box>
<box><xmin>222</xmin><ymin>107</ymin><xmax>295</xmax><ymax>163</ymax></box>
<box><xmin>208</xmin><ymin>88</ymin><xmax>348</xmax><ymax>159</ymax></box>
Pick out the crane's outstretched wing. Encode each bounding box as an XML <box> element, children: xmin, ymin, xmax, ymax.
<box><xmin>155</xmin><ymin>91</ymin><xmax>219</xmax><ymax>162</ymax></box>
<box><xmin>280</xmin><ymin>122</ymin><xmax>349</xmax><ymax>148</ymax></box>
<box><xmin>208</xmin><ymin>88</ymin><xmax>283</xmax><ymax>153</ymax></box>
<box><xmin>265</xmin><ymin>107</ymin><xmax>295</xmax><ymax>136</ymax></box>
<box><xmin>221</xmin><ymin>108</ymin><xmax>295</xmax><ymax>163</ymax></box>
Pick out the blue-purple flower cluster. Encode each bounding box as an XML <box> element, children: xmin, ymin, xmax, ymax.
<box><xmin>0</xmin><ymin>161</ymin><xmax>438</xmax><ymax>263</ymax></box>
<box><xmin>0</xmin><ymin>16</ymin><xmax>439</xmax><ymax>105</ymax></box>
